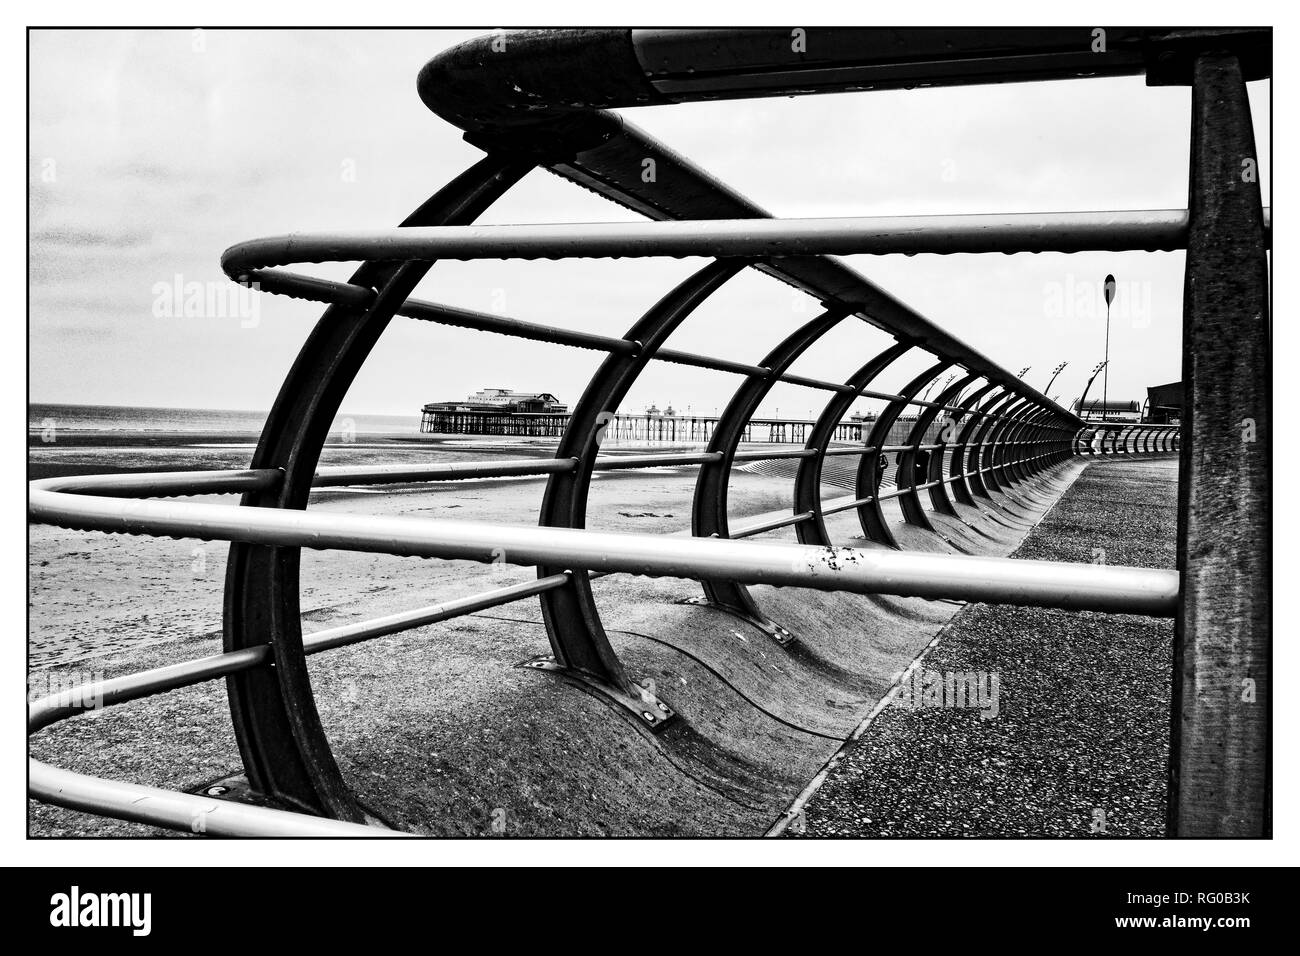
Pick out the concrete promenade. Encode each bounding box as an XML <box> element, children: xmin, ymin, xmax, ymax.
<box><xmin>787</xmin><ymin>458</ymin><xmax>1177</xmax><ymax>838</ymax></box>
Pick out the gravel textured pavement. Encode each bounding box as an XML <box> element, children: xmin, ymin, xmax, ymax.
<box><xmin>787</xmin><ymin>458</ymin><xmax>1178</xmax><ymax>838</ymax></box>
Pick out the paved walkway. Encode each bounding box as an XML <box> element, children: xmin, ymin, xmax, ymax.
<box><xmin>788</xmin><ymin>458</ymin><xmax>1178</xmax><ymax>838</ymax></box>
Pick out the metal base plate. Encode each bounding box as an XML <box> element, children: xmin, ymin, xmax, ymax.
<box><xmin>676</xmin><ymin>597</ymin><xmax>797</xmax><ymax>647</ymax></box>
<box><xmin>517</xmin><ymin>655</ymin><xmax>676</xmax><ymax>732</ymax></box>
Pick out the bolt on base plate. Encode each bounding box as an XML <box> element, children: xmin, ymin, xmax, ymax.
<box><xmin>676</xmin><ymin>596</ymin><xmax>797</xmax><ymax>646</ymax></box>
<box><xmin>517</xmin><ymin>655</ymin><xmax>676</xmax><ymax>732</ymax></box>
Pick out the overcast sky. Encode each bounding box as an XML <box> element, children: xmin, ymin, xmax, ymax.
<box><xmin>29</xmin><ymin>28</ymin><xmax>1271</xmax><ymax>419</ymax></box>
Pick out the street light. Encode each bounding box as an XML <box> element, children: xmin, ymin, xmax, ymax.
<box><xmin>923</xmin><ymin>371</ymin><xmax>958</xmax><ymax>405</ymax></box>
<box><xmin>1077</xmin><ymin>360</ymin><xmax>1108</xmax><ymax>419</ymax></box>
<box><xmin>1102</xmin><ymin>274</ymin><xmax>1116</xmax><ymax>421</ymax></box>
<box><xmin>1045</xmin><ymin>361</ymin><xmax>1069</xmax><ymax>394</ymax></box>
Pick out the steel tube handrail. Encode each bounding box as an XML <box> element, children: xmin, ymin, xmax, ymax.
<box><xmin>222</xmin><ymin>209</ymin><xmax>1273</xmax><ymax>279</ymax></box>
<box><xmin>730</xmin><ymin>510</ymin><xmax>816</xmax><ymax>539</ymax></box>
<box><xmin>28</xmin><ymin>761</ymin><xmax>393</xmax><ymax>838</ymax></box>
<box><xmin>29</xmin><ymin>484</ymin><xmax>1178</xmax><ymax>615</ymax></box>
<box><xmin>301</xmin><ymin>574</ymin><xmax>572</xmax><ymax>653</ymax></box>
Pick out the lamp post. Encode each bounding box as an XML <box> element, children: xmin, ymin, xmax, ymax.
<box><xmin>1045</xmin><ymin>361</ymin><xmax>1068</xmax><ymax>395</ymax></box>
<box><xmin>1102</xmin><ymin>274</ymin><xmax>1116</xmax><ymax>421</ymax></box>
<box><xmin>1077</xmin><ymin>360</ymin><xmax>1107</xmax><ymax>420</ymax></box>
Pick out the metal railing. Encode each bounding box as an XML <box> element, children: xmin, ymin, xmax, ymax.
<box><xmin>28</xmin><ymin>28</ymin><xmax>1270</xmax><ymax>837</ymax></box>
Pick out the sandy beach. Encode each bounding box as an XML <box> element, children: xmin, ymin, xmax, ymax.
<box><xmin>30</xmin><ymin>430</ymin><xmax>795</xmax><ymax>668</ymax></box>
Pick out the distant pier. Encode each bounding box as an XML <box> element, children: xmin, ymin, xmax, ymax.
<box><xmin>418</xmin><ymin>408</ymin><xmax>884</xmax><ymax>444</ymax></box>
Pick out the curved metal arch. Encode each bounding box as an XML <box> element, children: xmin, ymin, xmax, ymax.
<box><xmin>535</xmin><ymin>258</ymin><xmax>749</xmax><ymax>729</ymax></box>
<box><xmin>946</xmin><ymin>383</ymin><xmax>1004</xmax><ymax>507</ymax></box>
<box><xmin>690</xmin><ymin>306</ymin><xmax>853</xmax><ymax>645</ymax></box>
<box><xmin>1071</xmin><ymin>424</ymin><xmax>1090</xmax><ymax>457</ymax></box>
<box><xmin>1006</xmin><ymin>404</ymin><xmax>1060</xmax><ymax>482</ymax></box>
<box><xmin>223</xmin><ymin>154</ymin><xmax>537</xmax><ymax>821</ymax></box>
<box><xmin>999</xmin><ymin>405</ymin><xmax>1057</xmax><ymax>484</ymax></box>
<box><xmin>1103</xmin><ymin>425</ymin><xmax>1119</xmax><ymax>456</ymax></box>
<box><xmin>967</xmin><ymin>392</ymin><xmax>1025</xmax><ymax>498</ymax></box>
<box><xmin>924</xmin><ymin>381</ymin><xmax>988</xmax><ymax>517</ymax></box>
<box><xmin>793</xmin><ymin>341</ymin><xmax>914</xmax><ymax>548</ymax></box>
<box><xmin>984</xmin><ymin>397</ymin><xmax>1042</xmax><ymax>494</ymax></box>
<box><xmin>1022</xmin><ymin>411</ymin><xmax>1059</xmax><ymax>474</ymax></box>
<box><xmin>1045</xmin><ymin>414</ymin><xmax>1076</xmax><ymax>468</ymax></box>
<box><xmin>1034</xmin><ymin>409</ymin><xmax>1073</xmax><ymax>471</ymax></box>
<box><xmin>1002</xmin><ymin>402</ymin><xmax>1058</xmax><ymax>482</ymax></box>
<box><xmin>1085</xmin><ymin>424</ymin><xmax>1105</xmax><ymax>457</ymax></box>
<box><xmin>854</xmin><ymin>360</ymin><xmax>954</xmax><ymax>548</ymax></box>
<box><xmin>897</xmin><ymin>372</ymin><xmax>980</xmax><ymax>530</ymax></box>
<box><xmin>986</xmin><ymin>401</ymin><xmax>1034</xmax><ymax>486</ymax></box>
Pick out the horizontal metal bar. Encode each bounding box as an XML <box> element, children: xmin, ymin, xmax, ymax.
<box><xmin>401</xmin><ymin>297</ymin><xmax>637</xmax><ymax>354</ymax></box>
<box><xmin>32</xmin><ymin>469</ymin><xmax>282</xmax><ymax>498</ymax></box>
<box><xmin>593</xmin><ymin>452</ymin><xmax>722</xmax><ymax>469</ymax></box>
<box><xmin>313</xmin><ymin>459</ymin><xmax>576</xmax><ymax>486</ymax></box>
<box><xmin>237</xmin><ymin>250</ymin><xmax>1082</xmax><ymax>427</ymax></box>
<box><xmin>225</xmin><ymin>210</ymin><xmax>1267</xmax><ymax>276</ymax></box>
<box><xmin>26</xmin><ymin>646</ymin><xmax>388</xmax><ymax>836</ymax></box>
<box><xmin>242</xmin><ymin>269</ymin><xmax>862</xmax><ymax>391</ymax></box>
<box><xmin>36</xmin><ymin>452</ymin><xmax>779</xmax><ymax>502</ymax></box>
<box><xmin>777</xmin><ymin>372</ymin><xmax>855</xmax><ymax>394</ymax></box>
<box><xmin>30</xmin><ymin>575</ymin><xmax>572</xmax><ymax>734</ymax></box>
<box><xmin>730</xmin><ymin>511</ymin><xmax>815</xmax><ymax>538</ymax></box>
<box><xmin>303</xmin><ymin>574</ymin><xmax>571</xmax><ymax>653</ymax></box>
<box><xmin>29</xmin><ymin>647</ymin><xmax>270</xmax><ymax>734</ymax></box>
<box><xmin>27</xmin><ymin>573</ymin><xmax>573</xmax><ymax>836</ymax></box>
<box><xmin>819</xmin><ymin>494</ymin><xmax>874</xmax><ymax>518</ymax></box>
<box><xmin>28</xmin><ymin>761</ymin><xmax>394</xmax><ymax>837</ymax></box>
<box><xmin>215</xmin><ymin>273</ymin><xmax>1155</xmax><ymax>435</ymax></box>
<box><xmin>732</xmin><ymin>448</ymin><xmax>819</xmax><ymax>462</ymax></box>
<box><xmin>318</xmin><ymin>453</ymin><xmax>720</xmax><ymax>484</ymax></box>
<box><xmin>229</xmin><ymin>271</ymin><xmax>1069</xmax><ymax>416</ymax></box>
<box><xmin>655</xmin><ymin>347</ymin><xmax>767</xmax><ymax>378</ymax></box>
<box><xmin>29</xmin><ymin>484</ymin><xmax>1179</xmax><ymax>615</ymax></box>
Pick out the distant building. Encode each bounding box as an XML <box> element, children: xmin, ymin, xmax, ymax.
<box><xmin>423</xmin><ymin>387</ymin><xmax>567</xmax><ymax>415</ymax></box>
<box><xmin>1073</xmin><ymin>398</ymin><xmax>1142</xmax><ymax>422</ymax></box>
<box><xmin>644</xmin><ymin>402</ymin><xmax>677</xmax><ymax>417</ymax></box>
<box><xmin>1145</xmin><ymin>381</ymin><xmax>1183</xmax><ymax>424</ymax></box>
